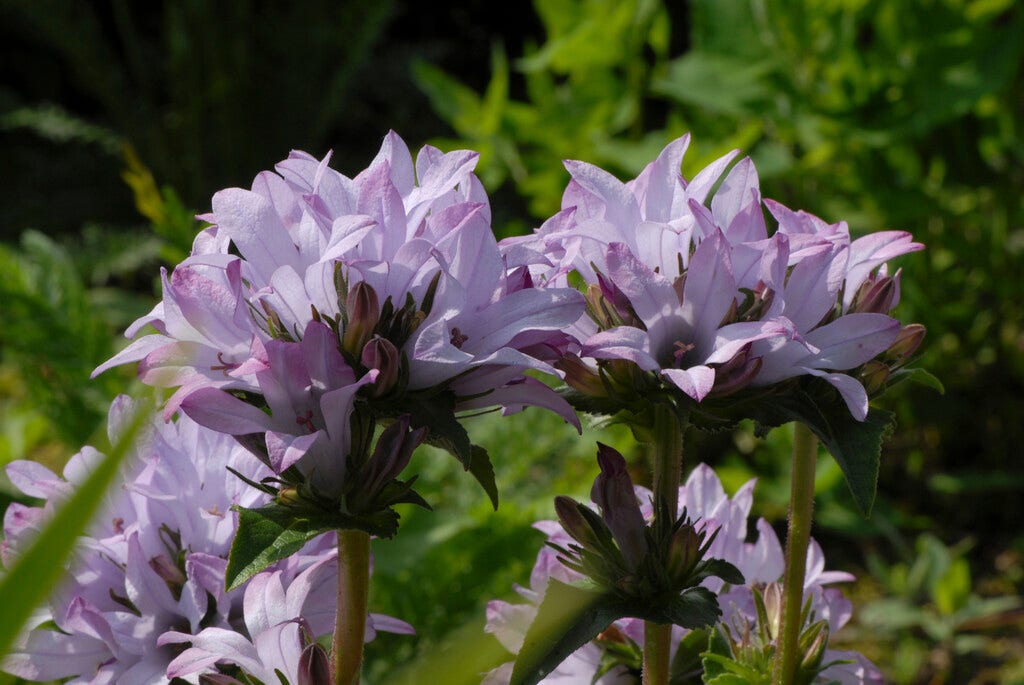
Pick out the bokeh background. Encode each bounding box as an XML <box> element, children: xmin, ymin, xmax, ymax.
<box><xmin>1</xmin><ymin>1</ymin><xmax>1022</xmax><ymax>683</ymax></box>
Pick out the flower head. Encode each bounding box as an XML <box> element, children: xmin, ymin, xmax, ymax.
<box><xmin>95</xmin><ymin>132</ymin><xmax>585</xmax><ymax>505</ymax></box>
<box><xmin>515</xmin><ymin>135</ymin><xmax>923</xmax><ymax>422</ymax></box>
<box><xmin>484</xmin><ymin>462</ymin><xmax>879</xmax><ymax>684</ymax></box>
<box><xmin>1</xmin><ymin>398</ymin><xmax>410</xmax><ymax>684</ymax></box>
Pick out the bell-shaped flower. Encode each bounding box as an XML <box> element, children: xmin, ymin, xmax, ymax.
<box><xmin>520</xmin><ymin>135</ymin><xmax>923</xmax><ymax>422</ymax></box>
<box><xmin>483</xmin><ymin>462</ymin><xmax>877</xmax><ymax>684</ymax></box>
<box><xmin>95</xmin><ymin>131</ymin><xmax>585</xmax><ymax>514</ymax></box>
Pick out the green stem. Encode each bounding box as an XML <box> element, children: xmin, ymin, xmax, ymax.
<box><xmin>771</xmin><ymin>422</ymin><xmax>819</xmax><ymax>685</ymax></box>
<box><xmin>643</xmin><ymin>404</ymin><xmax>684</xmax><ymax>685</ymax></box>
<box><xmin>334</xmin><ymin>529</ymin><xmax>371</xmax><ymax>685</ymax></box>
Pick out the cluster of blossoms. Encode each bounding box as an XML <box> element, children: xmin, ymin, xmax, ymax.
<box><xmin>1</xmin><ymin>398</ymin><xmax>411</xmax><ymax>684</ymax></box>
<box><xmin>483</xmin><ymin>456</ymin><xmax>882</xmax><ymax>684</ymax></box>
<box><xmin>94</xmin><ymin>132</ymin><xmax>584</xmax><ymax>510</ymax></box>
<box><xmin>4</xmin><ymin>131</ymin><xmax>921</xmax><ymax>683</ymax></box>
<box><xmin>508</xmin><ymin>134</ymin><xmax>924</xmax><ymax>422</ymax></box>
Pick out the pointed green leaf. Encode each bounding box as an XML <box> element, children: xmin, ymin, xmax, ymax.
<box><xmin>225</xmin><ymin>505</ymin><xmax>331</xmax><ymax>591</ymax></box>
<box><xmin>0</xmin><ymin>399</ymin><xmax>148</xmax><ymax>656</ymax></box>
<box><xmin>468</xmin><ymin>445</ymin><xmax>499</xmax><ymax>510</ymax></box>
<box><xmin>698</xmin><ymin>558</ymin><xmax>745</xmax><ymax>586</ymax></box>
<box><xmin>225</xmin><ymin>504</ymin><xmax>399</xmax><ymax>591</ymax></box>
<box><xmin>406</xmin><ymin>393</ymin><xmax>472</xmax><ymax>466</ymax></box>
<box><xmin>739</xmin><ymin>382</ymin><xmax>896</xmax><ymax>516</ymax></box>
<box><xmin>646</xmin><ymin>587</ymin><xmax>721</xmax><ymax>629</ymax></box>
<box><xmin>892</xmin><ymin>367</ymin><xmax>945</xmax><ymax>394</ymax></box>
<box><xmin>511</xmin><ymin>580</ymin><xmax>622</xmax><ymax>685</ymax></box>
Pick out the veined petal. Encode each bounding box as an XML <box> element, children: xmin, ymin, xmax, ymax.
<box><xmin>456</xmin><ymin>377</ymin><xmax>581</xmax><ymax>431</ymax></box>
<box><xmin>179</xmin><ymin>387</ymin><xmax>273</xmax><ymax>435</ymax></box>
<box><xmin>212</xmin><ymin>188</ymin><xmax>301</xmax><ymax>277</ymax></box>
<box><xmin>563</xmin><ymin>159</ymin><xmax>641</xmax><ymax>228</ymax></box>
<box><xmin>705</xmin><ymin>318</ymin><xmax>799</xmax><ymax>365</ymax></box>
<box><xmin>583</xmin><ymin>326</ymin><xmax>660</xmax><ymax>371</ymax></box>
<box><xmin>681</xmin><ymin>230</ymin><xmax>736</xmax><ymax>356</ymax></box>
<box><xmin>605</xmin><ymin>242</ymin><xmax>678</xmax><ymax>352</ymax></box>
<box><xmin>803</xmin><ymin>313</ymin><xmax>900</xmax><ymax>370</ymax></box>
<box><xmin>802</xmin><ymin>368</ymin><xmax>870</xmax><ymax>421</ymax></box>
<box><xmin>685</xmin><ymin>148</ymin><xmax>740</xmax><ymax>204</ymax></box>
<box><xmin>661</xmin><ymin>365</ymin><xmax>715</xmax><ymax>400</ymax></box>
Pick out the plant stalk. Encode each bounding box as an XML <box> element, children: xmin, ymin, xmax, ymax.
<box><xmin>334</xmin><ymin>529</ymin><xmax>371</xmax><ymax>685</ymax></box>
<box><xmin>643</xmin><ymin>404</ymin><xmax>684</xmax><ymax>685</ymax></box>
<box><xmin>771</xmin><ymin>422</ymin><xmax>819</xmax><ymax>685</ymax></box>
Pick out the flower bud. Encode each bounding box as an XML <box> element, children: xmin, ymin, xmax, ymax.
<box><xmin>596</xmin><ymin>272</ymin><xmax>637</xmax><ymax>327</ymax></box>
<box><xmin>708</xmin><ymin>344</ymin><xmax>763</xmax><ymax>398</ymax></box>
<box><xmin>554</xmin><ymin>495</ymin><xmax>605</xmax><ymax>552</ymax></box>
<box><xmin>761</xmin><ymin>582</ymin><xmax>784</xmax><ymax>640</ymax></box>
<box><xmin>853</xmin><ymin>276</ymin><xmax>896</xmax><ymax>314</ymax></box>
<box><xmin>361</xmin><ymin>336</ymin><xmax>400</xmax><ymax>397</ymax></box>
<box><xmin>556</xmin><ymin>354</ymin><xmax>607</xmax><ymax>397</ymax></box>
<box><xmin>343</xmin><ymin>281</ymin><xmax>380</xmax><ymax>354</ymax></box>
<box><xmin>591</xmin><ymin>444</ymin><xmax>648</xmax><ymax>569</ymax></box>
<box><xmin>200</xmin><ymin>675</ymin><xmax>248</xmax><ymax>685</ymax></box>
<box><xmin>798</xmin><ymin>620</ymin><xmax>830</xmax><ymax>674</ymax></box>
<box><xmin>149</xmin><ymin>554</ymin><xmax>186</xmax><ymax>597</ymax></box>
<box><xmin>887</xmin><ymin>323</ymin><xmax>926</xmax><ymax>361</ymax></box>
<box><xmin>298</xmin><ymin>641</ymin><xmax>333</xmax><ymax>685</ymax></box>
<box><xmin>859</xmin><ymin>360</ymin><xmax>889</xmax><ymax>396</ymax></box>
<box><xmin>359</xmin><ymin>416</ymin><xmax>427</xmax><ymax>501</ymax></box>
<box><xmin>666</xmin><ymin>523</ymin><xmax>702</xmax><ymax>583</ymax></box>
<box><xmin>276</xmin><ymin>487</ymin><xmax>303</xmax><ymax>508</ymax></box>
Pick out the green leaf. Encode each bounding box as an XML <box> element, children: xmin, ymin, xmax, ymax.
<box><xmin>510</xmin><ymin>580</ymin><xmax>620</xmax><ymax>685</ymax></box>
<box><xmin>699</xmin><ymin>558</ymin><xmax>745</xmax><ymax>586</ymax></box>
<box><xmin>891</xmin><ymin>367</ymin><xmax>945</xmax><ymax>394</ymax></box>
<box><xmin>0</xmin><ymin>398</ymin><xmax>148</xmax><ymax>657</ymax></box>
<box><xmin>224</xmin><ymin>503</ymin><xmax>399</xmax><ymax>591</ymax></box>
<box><xmin>406</xmin><ymin>393</ymin><xmax>472</xmax><ymax>466</ymax></box>
<box><xmin>468</xmin><ymin>445</ymin><xmax>499</xmax><ymax>510</ymax></box>
<box><xmin>645</xmin><ymin>587</ymin><xmax>722</xmax><ymax>629</ymax></box>
<box><xmin>741</xmin><ymin>383</ymin><xmax>896</xmax><ymax>516</ymax></box>
<box><xmin>226</xmin><ymin>505</ymin><xmax>332</xmax><ymax>591</ymax></box>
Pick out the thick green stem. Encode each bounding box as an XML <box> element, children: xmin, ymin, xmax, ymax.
<box><xmin>643</xmin><ymin>405</ymin><xmax>684</xmax><ymax>685</ymax></box>
<box><xmin>334</xmin><ymin>529</ymin><xmax>371</xmax><ymax>685</ymax></box>
<box><xmin>771</xmin><ymin>422</ymin><xmax>819</xmax><ymax>685</ymax></box>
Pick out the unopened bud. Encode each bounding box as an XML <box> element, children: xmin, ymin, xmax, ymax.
<box><xmin>887</xmin><ymin>323</ymin><xmax>926</xmax><ymax>361</ymax></box>
<box><xmin>854</xmin><ymin>276</ymin><xmax>897</xmax><ymax>314</ymax></box>
<box><xmin>596</xmin><ymin>272</ymin><xmax>636</xmax><ymax>326</ymax></box>
<box><xmin>554</xmin><ymin>496</ymin><xmax>604</xmax><ymax>551</ymax></box>
<box><xmin>200</xmin><ymin>675</ymin><xmax>247</xmax><ymax>685</ymax></box>
<box><xmin>276</xmin><ymin>487</ymin><xmax>302</xmax><ymax>507</ymax></box>
<box><xmin>359</xmin><ymin>416</ymin><xmax>427</xmax><ymax>501</ymax></box>
<box><xmin>666</xmin><ymin>523</ymin><xmax>703</xmax><ymax>582</ymax></box>
<box><xmin>591</xmin><ymin>444</ymin><xmax>648</xmax><ymax>569</ymax></box>
<box><xmin>798</xmin><ymin>620</ymin><xmax>830</xmax><ymax>673</ymax></box>
<box><xmin>762</xmin><ymin>582</ymin><xmax>784</xmax><ymax>640</ymax></box>
<box><xmin>343</xmin><ymin>281</ymin><xmax>380</xmax><ymax>354</ymax></box>
<box><xmin>859</xmin><ymin>360</ymin><xmax>889</xmax><ymax>396</ymax></box>
<box><xmin>556</xmin><ymin>354</ymin><xmax>607</xmax><ymax>397</ymax></box>
<box><xmin>149</xmin><ymin>555</ymin><xmax>186</xmax><ymax>596</ymax></box>
<box><xmin>298</xmin><ymin>641</ymin><xmax>333</xmax><ymax>685</ymax></box>
<box><xmin>709</xmin><ymin>344</ymin><xmax>763</xmax><ymax>398</ymax></box>
<box><xmin>361</xmin><ymin>336</ymin><xmax>400</xmax><ymax>397</ymax></box>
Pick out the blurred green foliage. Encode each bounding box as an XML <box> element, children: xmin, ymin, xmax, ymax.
<box><xmin>1</xmin><ymin>1</ymin><xmax>1023</xmax><ymax>683</ymax></box>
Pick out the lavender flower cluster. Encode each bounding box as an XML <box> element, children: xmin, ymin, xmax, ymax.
<box><xmin>511</xmin><ymin>134</ymin><xmax>923</xmax><ymax>420</ymax></box>
<box><xmin>3</xmin><ymin>132</ymin><xmax>923</xmax><ymax>683</ymax></box>
<box><xmin>483</xmin><ymin>464</ymin><xmax>882</xmax><ymax>684</ymax></box>
<box><xmin>2</xmin><ymin>398</ymin><xmax>411</xmax><ymax>683</ymax></box>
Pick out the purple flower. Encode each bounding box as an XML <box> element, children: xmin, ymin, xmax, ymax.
<box><xmin>1</xmin><ymin>398</ymin><xmax>410</xmax><ymax>684</ymax></box>
<box><xmin>161</xmin><ymin>555</ymin><xmax>414</xmax><ymax>684</ymax></box>
<box><xmin>515</xmin><ymin>135</ymin><xmax>922</xmax><ymax>420</ymax></box>
<box><xmin>483</xmin><ymin>463</ymin><xmax>879</xmax><ymax>684</ymax></box>
<box><xmin>95</xmin><ymin>132</ymin><xmax>585</xmax><ymax>500</ymax></box>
